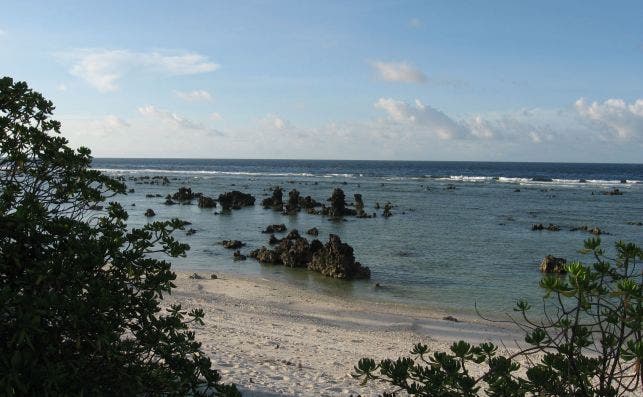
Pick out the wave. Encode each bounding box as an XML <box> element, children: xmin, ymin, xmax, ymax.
<box><xmin>94</xmin><ymin>168</ymin><xmax>316</xmax><ymax>178</ymax></box>
<box><xmin>94</xmin><ymin>167</ymin><xmax>639</xmax><ymax>186</ymax></box>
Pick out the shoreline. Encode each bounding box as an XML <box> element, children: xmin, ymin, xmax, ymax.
<box><xmin>169</xmin><ymin>270</ymin><xmax>524</xmax><ymax>396</ymax></box>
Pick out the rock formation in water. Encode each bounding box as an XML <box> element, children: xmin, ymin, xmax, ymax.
<box><xmin>308</xmin><ymin>234</ymin><xmax>371</xmax><ymax>279</ymax></box>
<box><xmin>218</xmin><ymin>191</ymin><xmax>256</xmax><ymax>209</ymax></box>
<box><xmin>539</xmin><ymin>255</ymin><xmax>567</xmax><ymax>273</ymax></box>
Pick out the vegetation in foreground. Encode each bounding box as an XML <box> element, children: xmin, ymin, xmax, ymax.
<box><xmin>0</xmin><ymin>77</ymin><xmax>240</xmax><ymax>396</ymax></box>
<box><xmin>354</xmin><ymin>239</ymin><xmax>642</xmax><ymax>396</ymax></box>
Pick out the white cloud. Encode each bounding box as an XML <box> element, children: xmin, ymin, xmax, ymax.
<box><xmin>371</xmin><ymin>61</ymin><xmax>426</xmax><ymax>83</ymax></box>
<box><xmin>210</xmin><ymin>112</ymin><xmax>223</xmax><ymax>121</ymax></box>
<box><xmin>57</xmin><ymin>83</ymin><xmax>68</xmax><ymax>92</ymax></box>
<box><xmin>374</xmin><ymin>98</ymin><xmax>465</xmax><ymax>139</ymax></box>
<box><xmin>574</xmin><ymin>98</ymin><xmax>643</xmax><ymax>141</ymax></box>
<box><xmin>409</xmin><ymin>18</ymin><xmax>423</xmax><ymax>28</ymax></box>
<box><xmin>63</xmin><ymin>49</ymin><xmax>219</xmax><ymax>92</ymax></box>
<box><xmin>138</xmin><ymin>104</ymin><xmax>223</xmax><ymax>136</ymax></box>
<box><xmin>175</xmin><ymin>90</ymin><xmax>212</xmax><ymax>101</ymax></box>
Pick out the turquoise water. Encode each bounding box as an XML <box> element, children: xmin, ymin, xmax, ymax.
<box><xmin>93</xmin><ymin>159</ymin><xmax>643</xmax><ymax>315</ymax></box>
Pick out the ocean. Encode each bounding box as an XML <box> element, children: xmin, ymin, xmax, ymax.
<box><xmin>92</xmin><ymin>158</ymin><xmax>643</xmax><ymax>315</ymax></box>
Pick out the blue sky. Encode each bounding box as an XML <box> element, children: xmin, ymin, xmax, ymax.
<box><xmin>1</xmin><ymin>0</ymin><xmax>642</xmax><ymax>161</ymax></box>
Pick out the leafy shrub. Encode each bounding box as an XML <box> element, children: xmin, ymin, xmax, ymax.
<box><xmin>0</xmin><ymin>77</ymin><xmax>240</xmax><ymax>396</ymax></box>
<box><xmin>354</xmin><ymin>239</ymin><xmax>642</xmax><ymax>396</ymax></box>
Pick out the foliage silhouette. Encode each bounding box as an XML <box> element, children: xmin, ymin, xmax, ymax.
<box><xmin>0</xmin><ymin>77</ymin><xmax>240</xmax><ymax>396</ymax></box>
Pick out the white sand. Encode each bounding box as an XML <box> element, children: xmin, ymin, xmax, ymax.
<box><xmin>169</xmin><ymin>271</ymin><xmax>524</xmax><ymax>397</ymax></box>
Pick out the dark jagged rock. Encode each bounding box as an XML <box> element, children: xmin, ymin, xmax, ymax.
<box><xmin>354</xmin><ymin>194</ymin><xmax>368</xmax><ymax>218</ymax></box>
<box><xmin>540</xmin><ymin>255</ymin><xmax>567</xmax><ymax>273</ymax></box>
<box><xmin>620</xmin><ymin>179</ymin><xmax>627</xmax><ymax>184</ymax></box>
<box><xmin>284</xmin><ymin>189</ymin><xmax>301</xmax><ymax>214</ymax></box>
<box><xmin>262</xmin><ymin>224</ymin><xmax>287</xmax><ymax>234</ymax></box>
<box><xmin>443</xmin><ymin>315</ymin><xmax>459</xmax><ymax>322</ymax></box>
<box><xmin>233</xmin><ymin>250</ymin><xmax>247</xmax><ymax>261</ymax></box>
<box><xmin>218</xmin><ymin>190</ymin><xmax>255</xmax><ymax>209</ymax></box>
<box><xmin>128</xmin><ymin>188</ymin><xmax>135</xmax><ymax>193</ymax></box>
<box><xmin>210</xmin><ymin>274</ymin><xmax>218</xmax><ymax>279</ymax></box>
<box><xmin>322</xmin><ymin>188</ymin><xmax>356</xmax><ymax>217</ymax></box>
<box><xmin>571</xmin><ymin>225</ymin><xmax>604</xmax><ymax>235</ymax></box>
<box><xmin>251</xmin><ymin>229</ymin><xmax>322</xmax><ymax>268</ymax></box>
<box><xmin>172</xmin><ymin>187</ymin><xmax>200</xmax><ymax>202</ymax></box>
<box><xmin>383</xmin><ymin>202</ymin><xmax>393</xmax><ymax>218</ymax></box>
<box><xmin>299</xmin><ymin>195</ymin><xmax>321</xmax><ymax>213</ymax></box>
<box><xmin>222</xmin><ymin>240</ymin><xmax>245</xmax><ymax>249</ymax></box>
<box><xmin>262</xmin><ymin>187</ymin><xmax>284</xmax><ymax>209</ymax></box>
<box><xmin>603</xmin><ymin>188</ymin><xmax>623</xmax><ymax>196</ymax></box>
<box><xmin>308</xmin><ymin>234</ymin><xmax>370</xmax><ymax>279</ymax></box>
<box><xmin>145</xmin><ymin>194</ymin><xmax>155</xmax><ymax>198</ymax></box>
<box><xmin>189</xmin><ymin>273</ymin><xmax>204</xmax><ymax>279</ymax></box>
<box><xmin>186</xmin><ymin>228</ymin><xmax>197</xmax><ymax>236</ymax></box>
<box><xmin>268</xmin><ymin>234</ymin><xmax>282</xmax><ymax>245</ymax></box>
<box><xmin>532</xmin><ymin>223</ymin><xmax>559</xmax><ymax>231</ymax></box>
<box><xmin>165</xmin><ymin>198</ymin><xmax>176</xmax><ymax>205</ymax></box>
<box><xmin>306</xmin><ymin>227</ymin><xmax>319</xmax><ymax>236</ymax></box>
<box><xmin>249</xmin><ymin>246</ymin><xmax>281</xmax><ymax>263</ymax></box>
<box><xmin>198</xmin><ymin>195</ymin><xmax>217</xmax><ymax>208</ymax></box>
<box><xmin>144</xmin><ymin>208</ymin><xmax>155</xmax><ymax>217</ymax></box>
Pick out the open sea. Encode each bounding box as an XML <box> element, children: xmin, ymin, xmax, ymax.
<box><xmin>92</xmin><ymin>159</ymin><xmax>643</xmax><ymax>316</ymax></box>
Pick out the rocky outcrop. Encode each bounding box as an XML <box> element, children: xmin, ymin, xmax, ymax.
<box><xmin>532</xmin><ymin>223</ymin><xmax>560</xmax><ymax>231</ymax></box>
<box><xmin>308</xmin><ymin>234</ymin><xmax>370</xmax><ymax>279</ymax></box>
<box><xmin>322</xmin><ymin>188</ymin><xmax>356</xmax><ymax>218</ymax></box>
<box><xmin>233</xmin><ymin>250</ymin><xmax>247</xmax><ymax>261</ymax></box>
<box><xmin>172</xmin><ymin>187</ymin><xmax>200</xmax><ymax>202</ymax></box>
<box><xmin>262</xmin><ymin>224</ymin><xmax>287</xmax><ymax>233</ymax></box>
<box><xmin>306</xmin><ymin>227</ymin><xmax>319</xmax><ymax>236</ymax></box>
<box><xmin>218</xmin><ymin>191</ymin><xmax>256</xmax><ymax>209</ymax></box>
<box><xmin>222</xmin><ymin>240</ymin><xmax>245</xmax><ymax>249</ymax></box>
<box><xmin>299</xmin><ymin>195</ymin><xmax>321</xmax><ymax>212</ymax></box>
<box><xmin>250</xmin><ymin>230</ymin><xmax>318</xmax><ymax>267</ymax></box>
<box><xmin>382</xmin><ymin>202</ymin><xmax>393</xmax><ymax>218</ymax></box>
<box><xmin>249</xmin><ymin>246</ymin><xmax>281</xmax><ymax>263</ymax></box>
<box><xmin>198</xmin><ymin>195</ymin><xmax>217</xmax><ymax>208</ymax></box>
<box><xmin>144</xmin><ymin>208</ymin><xmax>155</xmax><ymax>217</ymax></box>
<box><xmin>262</xmin><ymin>187</ymin><xmax>284</xmax><ymax>210</ymax></box>
<box><xmin>284</xmin><ymin>189</ymin><xmax>301</xmax><ymax>214</ymax></box>
<box><xmin>603</xmin><ymin>188</ymin><xmax>623</xmax><ymax>196</ymax></box>
<box><xmin>540</xmin><ymin>255</ymin><xmax>567</xmax><ymax>273</ymax></box>
<box><xmin>570</xmin><ymin>225</ymin><xmax>604</xmax><ymax>235</ymax></box>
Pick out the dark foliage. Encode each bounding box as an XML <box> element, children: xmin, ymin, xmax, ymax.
<box><xmin>0</xmin><ymin>77</ymin><xmax>240</xmax><ymax>396</ymax></box>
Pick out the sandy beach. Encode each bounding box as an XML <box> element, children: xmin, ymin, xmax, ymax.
<box><xmin>169</xmin><ymin>271</ymin><xmax>525</xmax><ymax>397</ymax></box>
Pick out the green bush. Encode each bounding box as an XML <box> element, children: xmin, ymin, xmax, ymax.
<box><xmin>0</xmin><ymin>77</ymin><xmax>240</xmax><ymax>396</ymax></box>
<box><xmin>354</xmin><ymin>239</ymin><xmax>642</xmax><ymax>396</ymax></box>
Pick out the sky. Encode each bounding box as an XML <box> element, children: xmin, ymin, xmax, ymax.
<box><xmin>1</xmin><ymin>0</ymin><xmax>642</xmax><ymax>162</ymax></box>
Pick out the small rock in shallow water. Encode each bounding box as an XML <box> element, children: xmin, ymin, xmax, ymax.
<box><xmin>210</xmin><ymin>274</ymin><xmax>218</xmax><ymax>279</ymax></box>
<box><xmin>443</xmin><ymin>315</ymin><xmax>459</xmax><ymax>322</ymax></box>
<box><xmin>144</xmin><ymin>208</ymin><xmax>155</xmax><ymax>217</ymax></box>
<box><xmin>189</xmin><ymin>273</ymin><xmax>204</xmax><ymax>279</ymax></box>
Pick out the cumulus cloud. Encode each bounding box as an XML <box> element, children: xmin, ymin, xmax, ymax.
<box><xmin>409</xmin><ymin>18</ymin><xmax>423</xmax><ymax>28</ymax></box>
<box><xmin>138</xmin><ymin>105</ymin><xmax>223</xmax><ymax>136</ymax></box>
<box><xmin>63</xmin><ymin>49</ymin><xmax>219</xmax><ymax>92</ymax></box>
<box><xmin>374</xmin><ymin>98</ymin><xmax>465</xmax><ymax>139</ymax></box>
<box><xmin>574</xmin><ymin>98</ymin><xmax>643</xmax><ymax>141</ymax></box>
<box><xmin>371</xmin><ymin>61</ymin><xmax>426</xmax><ymax>83</ymax></box>
<box><xmin>175</xmin><ymin>90</ymin><xmax>212</xmax><ymax>101</ymax></box>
